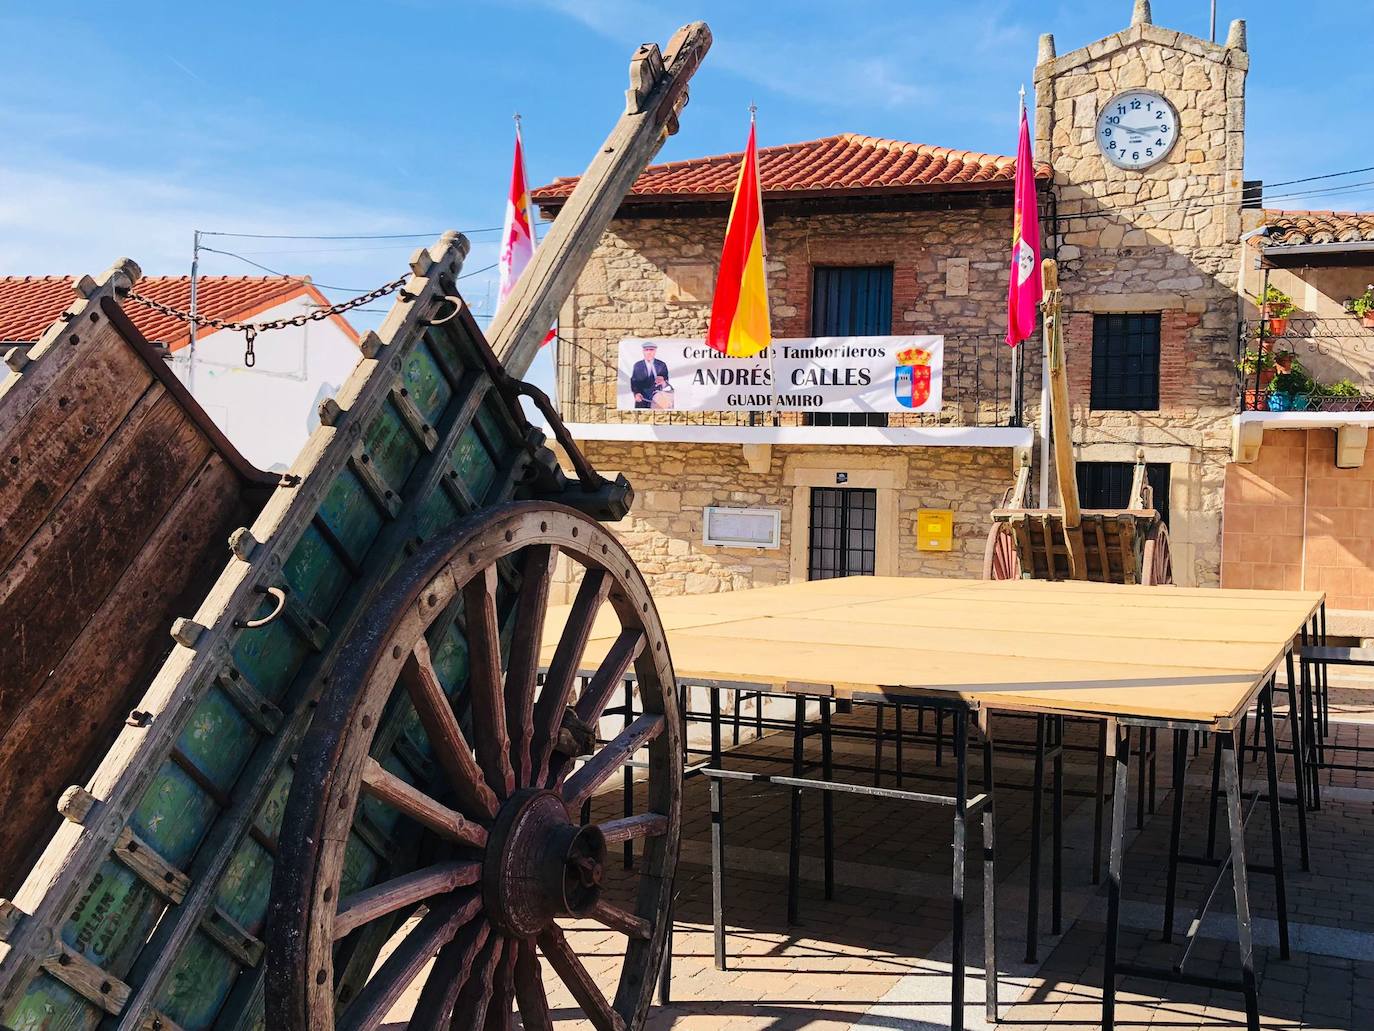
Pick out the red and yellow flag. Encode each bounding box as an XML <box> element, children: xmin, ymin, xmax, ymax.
<box><xmin>707</xmin><ymin>121</ymin><xmax>771</xmax><ymax>357</ymax></box>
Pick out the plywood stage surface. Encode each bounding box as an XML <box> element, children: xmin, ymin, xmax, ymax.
<box><xmin>545</xmin><ymin>576</ymin><xmax>1323</xmax><ymax>727</ymax></box>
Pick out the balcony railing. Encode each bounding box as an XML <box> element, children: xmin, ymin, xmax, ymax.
<box><xmin>1235</xmin><ymin>316</ymin><xmax>1374</xmax><ymax>413</ymax></box>
<box><xmin>560</xmin><ymin>338</ymin><xmax>1028</xmax><ymax>429</ymax></box>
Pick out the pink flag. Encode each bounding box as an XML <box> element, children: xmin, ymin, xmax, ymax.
<box><xmin>498</xmin><ymin>123</ymin><xmax>536</xmax><ymax>307</ymax></box>
<box><xmin>1005</xmin><ymin>105</ymin><xmax>1042</xmax><ymax>347</ymax></box>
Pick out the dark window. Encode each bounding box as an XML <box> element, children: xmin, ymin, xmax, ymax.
<box><xmin>808</xmin><ymin>487</ymin><xmax>877</xmax><ymax>580</ymax></box>
<box><xmin>1075</xmin><ymin>461</ymin><xmax>1170</xmax><ymax>526</ymax></box>
<box><xmin>1090</xmin><ymin>313</ymin><xmax>1161</xmax><ymax>411</ymax></box>
<box><xmin>806</xmin><ymin>266</ymin><xmax>893</xmax><ymax>428</ymax></box>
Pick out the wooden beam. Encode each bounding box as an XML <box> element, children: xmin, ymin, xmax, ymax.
<box><xmin>489</xmin><ymin>22</ymin><xmax>712</xmax><ymax>378</ymax></box>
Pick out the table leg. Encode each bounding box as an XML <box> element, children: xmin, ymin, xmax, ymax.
<box><xmin>1284</xmin><ymin>650</ymin><xmax>1311</xmax><ymax>871</ymax></box>
<box><xmin>1025</xmin><ymin>714</ymin><xmax>1046</xmax><ymax>963</ymax></box>
<box><xmin>1103</xmin><ymin>722</ymin><xmax>1130</xmax><ymax>1031</ymax></box>
<box><xmin>1052</xmin><ymin>716</ymin><xmax>1064</xmax><ymax>936</ymax></box>
<box><xmin>822</xmin><ymin>698</ymin><xmax>835</xmax><ymax>901</ymax></box>
<box><xmin>1319</xmin><ymin>602</ymin><xmax>1330</xmax><ymax>737</ymax></box>
<box><xmin>952</xmin><ymin>707</ymin><xmax>968</xmax><ymax>1031</ymax></box>
<box><xmin>983</xmin><ymin>718</ymin><xmax>1000</xmax><ymax>1024</ymax></box>
<box><xmin>1205</xmin><ymin>734</ymin><xmax>1222</xmax><ymax>860</ymax></box>
<box><xmin>873</xmin><ymin>704</ymin><xmax>884</xmax><ymax>787</ymax></box>
<box><xmin>936</xmin><ymin>706</ymin><xmax>945</xmax><ymax>768</ymax></box>
<box><xmin>897</xmin><ymin>703</ymin><xmax>906</xmax><ymax>786</ymax></box>
<box><xmin>787</xmin><ymin>694</ymin><xmax>805</xmax><ymax>925</ymax></box>
<box><xmin>709</xmin><ymin>686</ymin><xmax>722</xmax><ymax>768</ymax></box>
<box><xmin>1093</xmin><ymin>720</ymin><xmax>1107</xmax><ymax>886</ymax></box>
<box><xmin>1136</xmin><ymin>727</ymin><xmax>1149</xmax><ymax>830</ymax></box>
<box><xmin>1220</xmin><ymin>731</ymin><xmax>1261</xmax><ymax>1031</ymax></box>
<box><xmin>624</xmin><ymin>680</ymin><xmax>635</xmax><ymax>870</ymax></box>
<box><xmin>1261</xmin><ymin>680</ymin><xmax>1291</xmax><ymax>960</ymax></box>
<box><xmin>710</xmin><ymin>777</ymin><xmax>727</xmax><ymax>970</ymax></box>
<box><xmin>1162</xmin><ymin>728</ymin><xmax>1186</xmax><ymax>943</ymax></box>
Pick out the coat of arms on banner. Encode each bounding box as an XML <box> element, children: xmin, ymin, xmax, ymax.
<box><xmin>893</xmin><ymin>345</ymin><xmax>933</xmax><ymax>409</ymax></box>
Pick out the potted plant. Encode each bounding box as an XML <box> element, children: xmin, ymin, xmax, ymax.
<box><xmin>1347</xmin><ymin>286</ymin><xmax>1374</xmax><ymax>329</ymax></box>
<box><xmin>1316</xmin><ymin>377</ymin><xmax>1362</xmax><ymax>412</ymax></box>
<box><xmin>1274</xmin><ymin>349</ymin><xmax>1297</xmax><ymax>372</ymax></box>
<box><xmin>1259</xmin><ymin>285</ymin><xmax>1296</xmax><ymax>336</ymax></box>
<box><xmin>1237</xmin><ymin>347</ymin><xmax>1277</xmax><ymax>409</ymax></box>
<box><xmin>1268</xmin><ymin>367</ymin><xmax>1314</xmax><ymax>411</ymax></box>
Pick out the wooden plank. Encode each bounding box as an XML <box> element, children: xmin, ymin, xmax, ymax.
<box><xmin>0</xmin><ymin>387</ymin><xmax>214</xmax><ymax>746</ymax></box>
<box><xmin>114</xmin><ymin>827</ymin><xmax>191</xmax><ymax>904</ymax></box>
<box><xmin>0</xmin><ymin>320</ymin><xmax>154</xmax><ymax>575</ymax></box>
<box><xmin>0</xmin><ymin>454</ymin><xmax>251</xmax><ymax>894</ymax></box>
<box><xmin>490</xmin><ymin>21</ymin><xmax>712</xmax><ymax>377</ymax></box>
<box><xmin>39</xmin><ymin>941</ymin><xmax>132</xmax><ymax>1015</ymax></box>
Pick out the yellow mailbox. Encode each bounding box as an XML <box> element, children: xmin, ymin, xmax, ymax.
<box><xmin>917</xmin><ymin>508</ymin><xmax>953</xmax><ymax>552</ymax></box>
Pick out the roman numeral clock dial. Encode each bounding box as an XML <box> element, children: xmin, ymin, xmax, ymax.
<box><xmin>1096</xmin><ymin>89</ymin><xmax>1178</xmax><ymax>170</ymax></box>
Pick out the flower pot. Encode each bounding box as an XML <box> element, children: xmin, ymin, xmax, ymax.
<box><xmin>1291</xmin><ymin>393</ymin><xmax>1311</xmax><ymax>411</ymax></box>
<box><xmin>1268</xmin><ymin>391</ymin><xmax>1292</xmax><ymax>412</ymax></box>
<box><xmin>1362</xmin><ymin>313</ymin><xmax>1374</xmax><ymax>329</ymax></box>
<box><xmin>1243</xmin><ymin>389</ymin><xmax>1270</xmax><ymax>411</ymax></box>
<box><xmin>1274</xmin><ymin>354</ymin><xmax>1294</xmax><ymax>372</ymax></box>
<box><xmin>1267</xmin><ymin>316</ymin><xmax>1290</xmax><ymax>336</ymax></box>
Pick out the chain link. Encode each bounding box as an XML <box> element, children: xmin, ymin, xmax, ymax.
<box><xmin>128</xmin><ymin>275</ymin><xmax>409</xmax><ymax>366</ymax></box>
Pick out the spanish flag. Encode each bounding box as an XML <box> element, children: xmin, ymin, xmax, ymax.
<box><xmin>707</xmin><ymin>120</ymin><xmax>771</xmax><ymax>357</ymax></box>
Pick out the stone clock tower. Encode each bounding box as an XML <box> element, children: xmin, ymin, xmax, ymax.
<box><xmin>1032</xmin><ymin>0</ymin><xmax>1250</xmax><ymax>586</ymax></box>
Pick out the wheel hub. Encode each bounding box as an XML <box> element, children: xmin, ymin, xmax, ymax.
<box><xmin>482</xmin><ymin>788</ymin><xmax>607</xmax><ymax>937</ymax></box>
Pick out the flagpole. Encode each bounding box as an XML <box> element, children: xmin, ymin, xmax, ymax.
<box><xmin>753</xmin><ymin>101</ymin><xmax>780</xmax><ymax>429</ymax></box>
<box><xmin>1011</xmin><ymin>86</ymin><xmax>1025</xmax><ymax>430</ymax></box>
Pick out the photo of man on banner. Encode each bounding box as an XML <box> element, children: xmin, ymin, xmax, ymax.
<box><xmin>631</xmin><ymin>342</ymin><xmax>672</xmax><ymax>409</ymax></box>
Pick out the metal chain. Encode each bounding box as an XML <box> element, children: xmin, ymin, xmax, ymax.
<box><xmin>128</xmin><ymin>275</ymin><xmax>409</xmax><ymax>367</ymax></box>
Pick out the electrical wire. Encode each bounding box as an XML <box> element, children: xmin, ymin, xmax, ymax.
<box><xmin>199</xmin><ymin>228</ymin><xmax>502</xmax><ymax>241</ymax></box>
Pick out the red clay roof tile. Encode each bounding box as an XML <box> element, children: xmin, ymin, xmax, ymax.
<box><xmin>0</xmin><ymin>275</ymin><xmax>340</xmax><ymax>350</ymax></box>
<box><xmin>532</xmin><ymin>132</ymin><xmax>1052</xmax><ymax>205</ymax></box>
<box><xmin>1263</xmin><ymin>210</ymin><xmax>1374</xmax><ymax>247</ymax></box>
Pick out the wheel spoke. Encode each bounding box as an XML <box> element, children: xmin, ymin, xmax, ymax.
<box><xmin>402</xmin><ymin>638</ymin><xmax>500</xmax><ymax>820</ymax></box>
<box><xmin>598</xmin><ymin>812</ymin><xmax>668</xmax><ymax>846</ymax></box>
<box><xmin>538</xmin><ymin>924</ymin><xmax>626</xmax><ymax>1031</ymax></box>
<box><xmin>513</xmin><ymin>940</ymin><xmax>553</xmax><ymax>1031</ymax></box>
<box><xmin>359</xmin><ymin>758</ymin><xmax>487</xmax><ymax>849</ymax></box>
<box><xmin>532</xmin><ymin>569</ymin><xmax>612</xmax><ymax>783</ymax></box>
<box><xmin>463</xmin><ymin>563</ymin><xmax>517</xmax><ymax>798</ymax></box>
<box><xmin>483</xmin><ymin>943</ymin><xmax>517</xmax><ymax>1031</ymax></box>
<box><xmin>587</xmin><ymin>898</ymin><xmax>651</xmax><ymax>940</ymax></box>
<box><xmin>450</xmin><ymin>933</ymin><xmax>503</xmax><ymax>1028</ymax></box>
<box><xmin>547</xmin><ymin>629</ymin><xmax>645</xmax><ymax>786</ymax></box>
<box><xmin>563</xmin><ymin>714</ymin><xmax>664</xmax><ymax>812</ymax></box>
<box><xmin>333</xmin><ymin>860</ymin><xmax>481</xmax><ymax>940</ymax></box>
<box><xmin>408</xmin><ymin>913</ymin><xmax>491</xmax><ymax>1030</ymax></box>
<box><xmin>505</xmin><ymin>544</ymin><xmax>559</xmax><ymax>787</ymax></box>
<box><xmin>337</xmin><ymin>890</ymin><xmax>481</xmax><ymax>1031</ymax></box>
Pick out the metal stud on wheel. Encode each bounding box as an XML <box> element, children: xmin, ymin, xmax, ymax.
<box><xmin>266</xmin><ymin>502</ymin><xmax>680</xmax><ymax>1031</ymax></box>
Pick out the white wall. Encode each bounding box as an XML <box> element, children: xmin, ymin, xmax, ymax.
<box><xmin>166</xmin><ymin>294</ymin><xmax>361</xmax><ymax>471</ymax></box>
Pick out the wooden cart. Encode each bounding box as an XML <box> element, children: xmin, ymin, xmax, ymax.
<box><xmin>0</xmin><ymin>22</ymin><xmax>709</xmax><ymax>1031</ymax></box>
<box><xmin>983</xmin><ymin>260</ymin><xmax>1173</xmax><ymax>585</ymax></box>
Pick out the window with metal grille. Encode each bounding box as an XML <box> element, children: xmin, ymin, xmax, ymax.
<box><xmin>1075</xmin><ymin>461</ymin><xmax>1170</xmax><ymax>526</ymax></box>
<box><xmin>806</xmin><ymin>266</ymin><xmax>893</xmax><ymax>428</ymax></box>
<box><xmin>807</xmin><ymin>487</ymin><xmax>877</xmax><ymax>580</ymax></box>
<box><xmin>1090</xmin><ymin>313</ymin><xmax>1161</xmax><ymax>411</ymax></box>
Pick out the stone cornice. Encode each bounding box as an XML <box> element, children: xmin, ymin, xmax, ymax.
<box><xmin>1033</xmin><ymin>22</ymin><xmax>1248</xmax><ymax>83</ymax></box>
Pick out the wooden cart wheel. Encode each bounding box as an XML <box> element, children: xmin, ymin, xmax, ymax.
<box><xmin>982</xmin><ymin>523</ymin><xmax>1022</xmax><ymax>581</ymax></box>
<box><xmin>1141</xmin><ymin>521</ymin><xmax>1173</xmax><ymax>586</ymax></box>
<box><xmin>266</xmin><ymin>502</ymin><xmax>680</xmax><ymax>1031</ymax></box>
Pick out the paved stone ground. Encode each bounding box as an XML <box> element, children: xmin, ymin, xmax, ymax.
<box><xmin>385</xmin><ymin>680</ymin><xmax>1374</xmax><ymax>1028</ymax></box>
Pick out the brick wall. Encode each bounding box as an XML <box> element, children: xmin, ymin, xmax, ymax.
<box><xmin>1222</xmin><ymin>429</ymin><xmax>1374</xmax><ymax>610</ymax></box>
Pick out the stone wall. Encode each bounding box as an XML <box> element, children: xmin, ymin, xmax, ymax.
<box><xmin>555</xmin><ymin>207</ymin><xmax>1034</xmax><ymax>429</ymax></box>
<box><xmin>569</xmin><ymin>440</ymin><xmax>1014</xmax><ymax>597</ymax></box>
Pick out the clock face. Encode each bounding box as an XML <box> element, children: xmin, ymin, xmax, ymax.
<box><xmin>1096</xmin><ymin>90</ymin><xmax>1178</xmax><ymax>170</ymax></box>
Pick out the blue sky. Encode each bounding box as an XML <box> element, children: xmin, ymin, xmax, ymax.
<box><xmin>1</xmin><ymin>1</ymin><xmax>1370</xmax><ymax>396</ymax></box>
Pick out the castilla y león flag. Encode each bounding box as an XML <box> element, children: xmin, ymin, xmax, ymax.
<box><xmin>499</xmin><ymin>124</ymin><xmax>536</xmax><ymax>307</ymax></box>
<box><xmin>707</xmin><ymin>120</ymin><xmax>771</xmax><ymax>357</ymax></box>
<box><xmin>1005</xmin><ymin>105</ymin><xmax>1042</xmax><ymax>347</ymax></box>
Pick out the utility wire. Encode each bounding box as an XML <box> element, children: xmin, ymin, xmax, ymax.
<box><xmin>199</xmin><ymin>227</ymin><xmax>502</xmax><ymax>241</ymax></box>
<box><xmin>200</xmin><ymin>246</ymin><xmax>501</xmax><ymax>292</ymax></box>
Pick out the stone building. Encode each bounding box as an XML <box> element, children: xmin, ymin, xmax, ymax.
<box><xmin>534</xmin><ymin>2</ymin><xmax>1367</xmax><ymax>616</ymax></box>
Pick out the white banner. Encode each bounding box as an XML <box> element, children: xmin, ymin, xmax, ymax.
<box><xmin>616</xmin><ymin>337</ymin><xmax>943</xmax><ymax>413</ymax></box>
